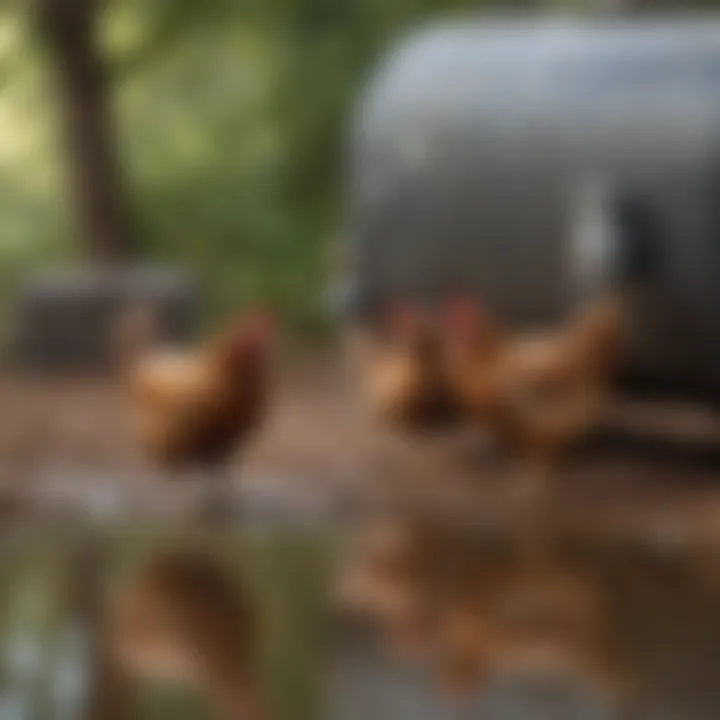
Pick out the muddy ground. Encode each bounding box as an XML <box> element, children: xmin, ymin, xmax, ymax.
<box><xmin>2</xmin><ymin>350</ymin><xmax>720</xmax><ymax>548</ymax></box>
<box><xmin>4</xmin><ymin>352</ymin><xmax>720</xmax><ymax>720</ymax></box>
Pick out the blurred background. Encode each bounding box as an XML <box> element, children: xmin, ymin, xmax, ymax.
<box><xmin>0</xmin><ymin>0</ymin><xmax>714</xmax><ymax>336</ymax></box>
<box><xmin>4</xmin><ymin>0</ymin><xmax>720</xmax><ymax>718</ymax></box>
<box><xmin>0</xmin><ymin>0</ymin><xmax>498</xmax><ymax>333</ymax></box>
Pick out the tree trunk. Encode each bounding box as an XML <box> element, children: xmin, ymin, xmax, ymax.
<box><xmin>35</xmin><ymin>0</ymin><xmax>134</xmax><ymax>262</ymax></box>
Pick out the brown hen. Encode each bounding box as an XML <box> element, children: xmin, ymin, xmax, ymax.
<box><xmin>353</xmin><ymin>304</ymin><xmax>460</xmax><ymax>433</ymax></box>
<box><xmin>441</xmin><ymin>295</ymin><xmax>623</xmax><ymax>499</ymax></box>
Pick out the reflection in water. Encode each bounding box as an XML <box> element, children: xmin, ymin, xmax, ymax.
<box><xmin>338</xmin><ymin>517</ymin><xmax>617</xmax><ymax>699</ymax></box>
<box><xmin>335</xmin><ymin>513</ymin><xmax>720</xmax><ymax>720</ymax></box>
<box><xmin>110</xmin><ymin>547</ymin><xmax>267</xmax><ymax>720</ymax></box>
<box><xmin>0</xmin><ymin>531</ymin><xmax>325</xmax><ymax>720</ymax></box>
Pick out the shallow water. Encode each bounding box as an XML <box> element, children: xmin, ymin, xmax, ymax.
<box><xmin>331</xmin><ymin>530</ymin><xmax>720</xmax><ymax>720</ymax></box>
<box><xmin>2</xmin><ymin>522</ymin><xmax>720</xmax><ymax>720</ymax></box>
<box><xmin>0</xmin><ymin>528</ymin><xmax>331</xmax><ymax>720</ymax></box>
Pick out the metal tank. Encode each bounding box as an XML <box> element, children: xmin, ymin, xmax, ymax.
<box><xmin>342</xmin><ymin>19</ymin><xmax>720</xmax><ymax>401</ymax></box>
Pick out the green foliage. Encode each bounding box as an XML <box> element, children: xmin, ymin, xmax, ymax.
<box><xmin>1</xmin><ymin>0</ymin><xmax>719</xmax><ymax>332</ymax></box>
<box><xmin>108</xmin><ymin>0</ymin><xmax>489</xmax><ymax>328</ymax></box>
<box><xmin>0</xmin><ymin>0</ymin><xmax>493</xmax><ymax>333</ymax></box>
<box><xmin>0</xmin><ymin>7</ymin><xmax>67</xmax><ymax>308</ymax></box>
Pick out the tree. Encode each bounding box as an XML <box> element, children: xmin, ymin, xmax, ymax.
<box><xmin>34</xmin><ymin>0</ymin><xmax>134</xmax><ymax>262</ymax></box>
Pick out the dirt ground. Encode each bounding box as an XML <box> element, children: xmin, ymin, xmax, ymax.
<box><xmin>3</xmin><ymin>350</ymin><xmax>720</xmax><ymax>548</ymax></box>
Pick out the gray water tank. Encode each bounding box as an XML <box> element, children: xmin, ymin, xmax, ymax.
<box><xmin>11</xmin><ymin>266</ymin><xmax>200</xmax><ymax>374</ymax></box>
<box><xmin>346</xmin><ymin>19</ymin><xmax>720</xmax><ymax>400</ymax></box>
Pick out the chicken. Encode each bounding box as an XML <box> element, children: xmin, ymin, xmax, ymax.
<box><xmin>118</xmin><ymin>306</ymin><xmax>274</xmax><ymax>512</ymax></box>
<box><xmin>110</xmin><ymin>548</ymin><xmax>265</xmax><ymax>720</ymax></box>
<box><xmin>352</xmin><ymin>304</ymin><xmax>460</xmax><ymax>433</ymax></box>
<box><xmin>440</xmin><ymin>295</ymin><xmax>623</xmax><ymax>499</ymax></box>
<box><xmin>336</xmin><ymin>518</ymin><xmax>438</xmax><ymax>658</ymax></box>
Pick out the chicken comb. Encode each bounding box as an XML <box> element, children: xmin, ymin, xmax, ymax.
<box><xmin>385</xmin><ymin>303</ymin><xmax>426</xmax><ymax>339</ymax></box>
<box><xmin>241</xmin><ymin>308</ymin><xmax>275</xmax><ymax>346</ymax></box>
<box><xmin>442</xmin><ymin>297</ymin><xmax>498</xmax><ymax>342</ymax></box>
<box><xmin>442</xmin><ymin>297</ymin><xmax>481</xmax><ymax>329</ymax></box>
<box><xmin>219</xmin><ymin>309</ymin><xmax>274</xmax><ymax>363</ymax></box>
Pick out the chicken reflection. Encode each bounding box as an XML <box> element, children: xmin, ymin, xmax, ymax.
<box><xmin>337</xmin><ymin>516</ymin><xmax>620</xmax><ymax>702</ymax></box>
<box><xmin>110</xmin><ymin>547</ymin><xmax>267</xmax><ymax>720</ymax></box>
